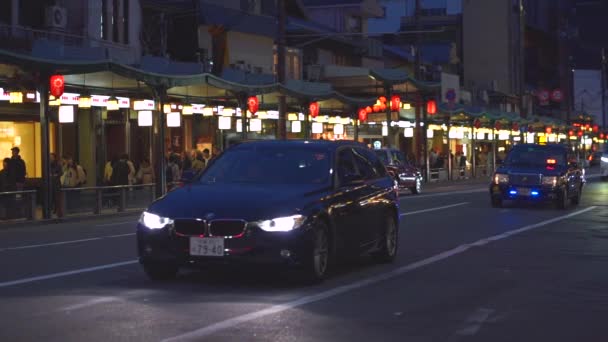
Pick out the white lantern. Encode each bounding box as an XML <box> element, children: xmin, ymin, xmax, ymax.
<box><xmin>138</xmin><ymin>110</ymin><xmax>153</xmax><ymax>127</ymax></box>
<box><xmin>404</xmin><ymin>127</ymin><xmax>414</xmax><ymax>137</ymax></box>
<box><xmin>291</xmin><ymin>121</ymin><xmax>302</xmax><ymax>133</ymax></box>
<box><xmin>250</xmin><ymin>118</ymin><xmax>262</xmax><ymax>132</ymax></box>
<box><xmin>218</xmin><ymin>116</ymin><xmax>231</xmax><ymax>130</ymax></box>
<box><xmin>312</xmin><ymin>122</ymin><xmax>323</xmax><ymax>134</ymax></box>
<box><xmin>58</xmin><ymin>105</ymin><xmax>74</xmax><ymax>123</ymax></box>
<box><xmin>426</xmin><ymin>129</ymin><xmax>434</xmax><ymax>138</ymax></box>
<box><xmin>236</xmin><ymin>119</ymin><xmax>243</xmax><ymax>133</ymax></box>
<box><xmin>167</xmin><ymin>112</ymin><xmax>181</xmax><ymax>127</ymax></box>
<box><xmin>526</xmin><ymin>133</ymin><xmax>535</xmax><ymax>144</ymax></box>
<box><xmin>333</xmin><ymin>123</ymin><xmax>344</xmax><ymax>135</ymax></box>
<box><xmin>382</xmin><ymin>125</ymin><xmax>388</xmax><ymax>136</ymax></box>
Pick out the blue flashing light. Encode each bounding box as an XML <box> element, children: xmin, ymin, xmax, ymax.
<box><xmin>531</xmin><ymin>191</ymin><xmax>539</xmax><ymax>196</ymax></box>
<box><xmin>509</xmin><ymin>190</ymin><xmax>517</xmax><ymax>195</ymax></box>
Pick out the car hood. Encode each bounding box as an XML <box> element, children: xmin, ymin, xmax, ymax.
<box><xmin>496</xmin><ymin>165</ymin><xmax>566</xmax><ymax>177</ymax></box>
<box><xmin>147</xmin><ymin>183</ymin><xmax>331</xmax><ymax>221</ymax></box>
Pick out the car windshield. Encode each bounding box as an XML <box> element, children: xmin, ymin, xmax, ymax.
<box><xmin>199</xmin><ymin>145</ymin><xmax>331</xmax><ymax>185</ymax></box>
<box><xmin>504</xmin><ymin>146</ymin><xmax>566</xmax><ymax>167</ymax></box>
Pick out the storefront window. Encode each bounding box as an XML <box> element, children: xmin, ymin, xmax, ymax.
<box><xmin>0</xmin><ymin>121</ymin><xmax>42</xmax><ymax>178</ymax></box>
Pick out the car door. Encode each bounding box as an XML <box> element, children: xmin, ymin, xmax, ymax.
<box><xmin>332</xmin><ymin>147</ymin><xmax>367</xmax><ymax>256</ymax></box>
<box><xmin>353</xmin><ymin>147</ymin><xmax>393</xmax><ymax>249</ymax></box>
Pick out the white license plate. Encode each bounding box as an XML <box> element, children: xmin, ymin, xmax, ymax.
<box><xmin>517</xmin><ymin>188</ymin><xmax>531</xmax><ymax>196</ymax></box>
<box><xmin>190</xmin><ymin>237</ymin><xmax>224</xmax><ymax>257</ymax></box>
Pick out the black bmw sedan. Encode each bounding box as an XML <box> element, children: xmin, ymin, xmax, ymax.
<box><xmin>137</xmin><ymin>140</ymin><xmax>400</xmax><ymax>283</ymax></box>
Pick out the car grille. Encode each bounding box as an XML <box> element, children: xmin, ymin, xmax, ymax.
<box><xmin>174</xmin><ymin>219</ymin><xmax>207</xmax><ymax>236</ymax></box>
<box><xmin>510</xmin><ymin>174</ymin><xmax>541</xmax><ymax>186</ymax></box>
<box><xmin>208</xmin><ymin>220</ymin><xmax>246</xmax><ymax>237</ymax></box>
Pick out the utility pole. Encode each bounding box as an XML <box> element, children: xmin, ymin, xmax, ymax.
<box><xmin>602</xmin><ymin>48</ymin><xmax>607</xmax><ymax>130</ymax></box>
<box><xmin>277</xmin><ymin>0</ymin><xmax>287</xmax><ymax>140</ymax></box>
<box><xmin>414</xmin><ymin>0</ymin><xmax>423</xmax><ymax>166</ymax></box>
<box><xmin>518</xmin><ymin>0</ymin><xmax>526</xmax><ymax>119</ymax></box>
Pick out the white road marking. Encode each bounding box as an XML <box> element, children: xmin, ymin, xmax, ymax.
<box><xmin>0</xmin><ymin>260</ymin><xmax>138</xmax><ymax>288</ymax></box>
<box><xmin>401</xmin><ymin>188</ymin><xmax>487</xmax><ymax>200</ymax></box>
<box><xmin>455</xmin><ymin>308</ymin><xmax>494</xmax><ymax>336</ymax></box>
<box><xmin>162</xmin><ymin>206</ymin><xmax>597</xmax><ymax>342</ymax></box>
<box><xmin>61</xmin><ymin>297</ymin><xmax>120</xmax><ymax>312</ymax></box>
<box><xmin>0</xmin><ymin>233</ymin><xmax>135</xmax><ymax>252</ymax></box>
<box><xmin>96</xmin><ymin>221</ymin><xmax>137</xmax><ymax>227</ymax></box>
<box><xmin>400</xmin><ymin>202</ymin><xmax>469</xmax><ymax>217</ymax></box>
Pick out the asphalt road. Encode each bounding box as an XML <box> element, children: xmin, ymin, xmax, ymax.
<box><xmin>1</xmin><ymin>176</ymin><xmax>607</xmax><ymax>342</ymax></box>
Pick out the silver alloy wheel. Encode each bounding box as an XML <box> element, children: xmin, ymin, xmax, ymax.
<box><xmin>385</xmin><ymin>218</ymin><xmax>397</xmax><ymax>257</ymax></box>
<box><xmin>313</xmin><ymin>229</ymin><xmax>329</xmax><ymax>276</ymax></box>
<box><xmin>415</xmin><ymin>178</ymin><xmax>422</xmax><ymax>193</ymax></box>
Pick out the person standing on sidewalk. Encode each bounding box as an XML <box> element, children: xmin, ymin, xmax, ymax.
<box><xmin>0</xmin><ymin>158</ymin><xmax>10</xmax><ymax>220</ymax></box>
<box><xmin>8</xmin><ymin>147</ymin><xmax>26</xmax><ymax>191</ymax></box>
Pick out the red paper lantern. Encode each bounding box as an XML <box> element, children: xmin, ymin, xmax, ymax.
<box><xmin>494</xmin><ymin>121</ymin><xmax>501</xmax><ymax>130</ymax></box>
<box><xmin>247</xmin><ymin>96</ymin><xmax>259</xmax><ymax>115</ymax></box>
<box><xmin>474</xmin><ymin>119</ymin><xmax>481</xmax><ymax>129</ymax></box>
<box><xmin>512</xmin><ymin>123</ymin><xmax>519</xmax><ymax>131</ymax></box>
<box><xmin>545</xmin><ymin>126</ymin><xmax>552</xmax><ymax>134</ymax></box>
<box><xmin>568</xmin><ymin>130</ymin><xmax>574</xmax><ymax>136</ymax></box>
<box><xmin>426</xmin><ymin>100</ymin><xmax>437</xmax><ymax>115</ymax></box>
<box><xmin>49</xmin><ymin>74</ymin><xmax>65</xmax><ymax>98</ymax></box>
<box><xmin>585</xmin><ymin>123</ymin><xmax>590</xmax><ymax>130</ymax></box>
<box><xmin>380</xmin><ymin>102</ymin><xmax>387</xmax><ymax>111</ymax></box>
<box><xmin>379</xmin><ymin>96</ymin><xmax>387</xmax><ymax>103</ymax></box>
<box><xmin>390</xmin><ymin>95</ymin><xmax>401</xmax><ymax>111</ymax></box>
<box><xmin>365</xmin><ymin>106</ymin><xmax>372</xmax><ymax>114</ymax></box>
<box><xmin>600</xmin><ymin>133</ymin><xmax>605</xmax><ymax>139</ymax></box>
<box><xmin>577</xmin><ymin>131</ymin><xmax>583</xmax><ymax>137</ymax></box>
<box><xmin>373</xmin><ymin>104</ymin><xmax>381</xmax><ymax>113</ymax></box>
<box><xmin>309</xmin><ymin>101</ymin><xmax>319</xmax><ymax>118</ymax></box>
<box><xmin>593</xmin><ymin>124</ymin><xmax>599</xmax><ymax>132</ymax></box>
<box><xmin>528</xmin><ymin>125</ymin><xmax>534</xmax><ymax>133</ymax></box>
<box><xmin>358</xmin><ymin>108</ymin><xmax>368</xmax><ymax>122</ymax></box>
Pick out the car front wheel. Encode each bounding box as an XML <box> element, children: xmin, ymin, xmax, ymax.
<box><xmin>410</xmin><ymin>177</ymin><xmax>422</xmax><ymax>195</ymax></box>
<box><xmin>373</xmin><ymin>215</ymin><xmax>398</xmax><ymax>263</ymax></box>
<box><xmin>301</xmin><ymin>222</ymin><xmax>331</xmax><ymax>284</ymax></box>
<box><xmin>491</xmin><ymin>197</ymin><xmax>502</xmax><ymax>208</ymax></box>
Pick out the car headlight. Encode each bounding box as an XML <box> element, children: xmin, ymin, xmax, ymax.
<box><xmin>493</xmin><ymin>173</ymin><xmax>509</xmax><ymax>184</ymax></box>
<box><xmin>602</xmin><ymin>156</ymin><xmax>608</xmax><ymax>163</ymax></box>
<box><xmin>542</xmin><ymin>176</ymin><xmax>558</xmax><ymax>186</ymax></box>
<box><xmin>139</xmin><ymin>211</ymin><xmax>174</xmax><ymax>229</ymax></box>
<box><xmin>257</xmin><ymin>215</ymin><xmax>306</xmax><ymax>232</ymax></box>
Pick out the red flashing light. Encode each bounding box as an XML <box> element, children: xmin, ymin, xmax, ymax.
<box><xmin>426</xmin><ymin>100</ymin><xmax>437</xmax><ymax>115</ymax></box>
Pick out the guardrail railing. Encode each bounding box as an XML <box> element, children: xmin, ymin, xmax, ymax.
<box><xmin>60</xmin><ymin>183</ymin><xmax>156</xmax><ymax>216</ymax></box>
<box><xmin>0</xmin><ymin>190</ymin><xmax>37</xmax><ymax>221</ymax></box>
